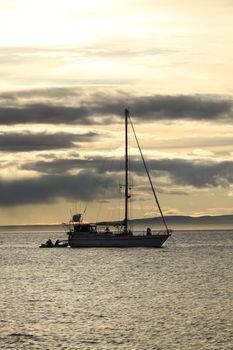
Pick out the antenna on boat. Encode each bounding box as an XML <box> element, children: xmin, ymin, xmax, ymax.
<box><xmin>83</xmin><ymin>204</ymin><xmax>87</xmax><ymax>218</ymax></box>
<box><xmin>127</xmin><ymin>110</ymin><xmax>170</xmax><ymax>234</ymax></box>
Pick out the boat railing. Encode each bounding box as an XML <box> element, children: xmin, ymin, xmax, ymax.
<box><xmin>96</xmin><ymin>226</ymin><xmax>171</xmax><ymax>236</ymax></box>
<box><xmin>133</xmin><ymin>230</ymin><xmax>171</xmax><ymax>236</ymax></box>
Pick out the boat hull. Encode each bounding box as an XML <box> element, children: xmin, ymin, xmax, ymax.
<box><xmin>68</xmin><ymin>234</ymin><xmax>170</xmax><ymax>248</ymax></box>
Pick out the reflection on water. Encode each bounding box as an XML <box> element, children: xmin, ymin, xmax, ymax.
<box><xmin>0</xmin><ymin>230</ymin><xmax>232</xmax><ymax>350</ymax></box>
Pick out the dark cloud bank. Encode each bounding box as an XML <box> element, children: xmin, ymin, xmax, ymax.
<box><xmin>0</xmin><ymin>172</ymin><xmax>119</xmax><ymax>206</ymax></box>
<box><xmin>23</xmin><ymin>156</ymin><xmax>233</xmax><ymax>189</ymax></box>
<box><xmin>0</xmin><ymin>88</ymin><xmax>232</xmax><ymax>207</ymax></box>
<box><xmin>0</xmin><ymin>131</ymin><xmax>97</xmax><ymax>151</ymax></box>
<box><xmin>0</xmin><ymin>90</ymin><xmax>232</xmax><ymax>124</ymax></box>
<box><xmin>0</xmin><ymin>157</ymin><xmax>232</xmax><ymax>207</ymax></box>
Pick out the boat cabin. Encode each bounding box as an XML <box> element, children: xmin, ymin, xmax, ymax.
<box><xmin>72</xmin><ymin>223</ymin><xmax>97</xmax><ymax>234</ymax></box>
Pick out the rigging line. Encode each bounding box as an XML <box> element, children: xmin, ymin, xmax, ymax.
<box><xmin>128</xmin><ymin>113</ymin><xmax>170</xmax><ymax>234</ymax></box>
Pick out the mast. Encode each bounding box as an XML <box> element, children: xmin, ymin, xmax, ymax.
<box><xmin>124</xmin><ymin>108</ymin><xmax>129</xmax><ymax>232</ymax></box>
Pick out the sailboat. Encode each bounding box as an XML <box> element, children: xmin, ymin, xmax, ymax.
<box><xmin>67</xmin><ymin>109</ymin><xmax>171</xmax><ymax>248</ymax></box>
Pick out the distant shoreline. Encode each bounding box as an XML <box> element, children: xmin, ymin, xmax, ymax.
<box><xmin>0</xmin><ymin>230</ymin><xmax>232</xmax><ymax>235</ymax></box>
<box><xmin>0</xmin><ymin>215</ymin><xmax>232</xmax><ymax>232</ymax></box>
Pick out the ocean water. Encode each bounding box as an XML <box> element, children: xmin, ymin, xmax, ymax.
<box><xmin>0</xmin><ymin>229</ymin><xmax>232</xmax><ymax>350</ymax></box>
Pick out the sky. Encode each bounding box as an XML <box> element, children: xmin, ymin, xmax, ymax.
<box><xmin>0</xmin><ymin>0</ymin><xmax>233</xmax><ymax>225</ymax></box>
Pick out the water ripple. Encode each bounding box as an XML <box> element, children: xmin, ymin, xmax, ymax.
<box><xmin>0</xmin><ymin>230</ymin><xmax>232</xmax><ymax>350</ymax></box>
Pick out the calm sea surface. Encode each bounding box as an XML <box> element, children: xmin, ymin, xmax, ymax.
<box><xmin>0</xmin><ymin>229</ymin><xmax>232</xmax><ymax>350</ymax></box>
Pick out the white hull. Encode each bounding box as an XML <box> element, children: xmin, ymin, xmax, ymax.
<box><xmin>68</xmin><ymin>234</ymin><xmax>170</xmax><ymax>248</ymax></box>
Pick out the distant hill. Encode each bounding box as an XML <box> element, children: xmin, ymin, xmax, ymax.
<box><xmin>130</xmin><ymin>215</ymin><xmax>233</xmax><ymax>230</ymax></box>
<box><xmin>0</xmin><ymin>215</ymin><xmax>232</xmax><ymax>232</ymax></box>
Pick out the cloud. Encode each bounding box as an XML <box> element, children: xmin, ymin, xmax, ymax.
<box><xmin>0</xmin><ymin>171</ymin><xmax>119</xmax><ymax>206</ymax></box>
<box><xmin>123</xmin><ymin>158</ymin><xmax>233</xmax><ymax>189</ymax></box>
<box><xmin>0</xmin><ymin>86</ymin><xmax>81</xmax><ymax>103</ymax></box>
<box><xmin>1</xmin><ymin>155</ymin><xmax>233</xmax><ymax>207</ymax></box>
<box><xmin>95</xmin><ymin>94</ymin><xmax>233</xmax><ymax>122</ymax></box>
<box><xmin>0</xmin><ymin>131</ymin><xmax>98</xmax><ymax>152</ymax></box>
<box><xmin>21</xmin><ymin>156</ymin><xmax>123</xmax><ymax>174</ymax></box>
<box><xmin>155</xmin><ymin>135</ymin><xmax>233</xmax><ymax>150</ymax></box>
<box><xmin>0</xmin><ymin>104</ymin><xmax>93</xmax><ymax>125</ymax></box>
<box><xmin>145</xmin><ymin>95</ymin><xmax>231</xmax><ymax>121</ymax></box>
<box><xmin>146</xmin><ymin>159</ymin><xmax>233</xmax><ymax>188</ymax></box>
<box><xmin>21</xmin><ymin>155</ymin><xmax>233</xmax><ymax>188</ymax></box>
<box><xmin>0</xmin><ymin>88</ymin><xmax>232</xmax><ymax>125</ymax></box>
